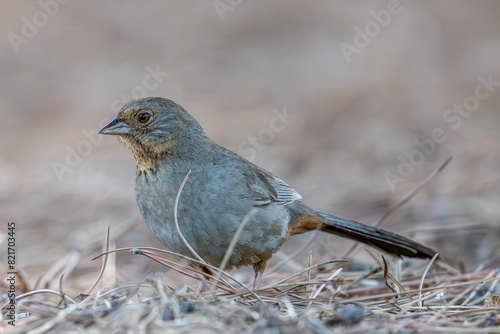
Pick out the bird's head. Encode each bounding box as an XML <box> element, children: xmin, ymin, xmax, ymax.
<box><xmin>99</xmin><ymin>97</ymin><xmax>206</xmax><ymax>171</ymax></box>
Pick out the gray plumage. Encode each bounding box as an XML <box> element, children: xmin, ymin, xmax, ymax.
<box><xmin>99</xmin><ymin>97</ymin><xmax>437</xmax><ymax>281</ymax></box>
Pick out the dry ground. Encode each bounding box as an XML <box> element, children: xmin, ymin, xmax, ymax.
<box><xmin>1</xmin><ymin>2</ymin><xmax>500</xmax><ymax>333</ymax></box>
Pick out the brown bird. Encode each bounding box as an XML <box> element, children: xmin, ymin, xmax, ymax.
<box><xmin>99</xmin><ymin>97</ymin><xmax>436</xmax><ymax>287</ymax></box>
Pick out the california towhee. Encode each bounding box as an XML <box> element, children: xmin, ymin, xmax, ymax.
<box><xmin>99</xmin><ymin>97</ymin><xmax>436</xmax><ymax>286</ymax></box>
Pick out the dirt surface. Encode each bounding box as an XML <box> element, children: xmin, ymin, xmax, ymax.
<box><xmin>1</xmin><ymin>2</ymin><xmax>500</xmax><ymax>331</ymax></box>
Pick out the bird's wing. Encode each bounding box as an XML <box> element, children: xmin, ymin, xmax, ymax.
<box><xmin>244</xmin><ymin>169</ymin><xmax>302</xmax><ymax>206</ymax></box>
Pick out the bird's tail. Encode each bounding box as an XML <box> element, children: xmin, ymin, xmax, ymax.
<box><xmin>317</xmin><ymin>211</ymin><xmax>437</xmax><ymax>259</ymax></box>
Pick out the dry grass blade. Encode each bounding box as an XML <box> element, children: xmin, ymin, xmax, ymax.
<box><xmin>92</xmin><ymin>246</ymin><xmax>266</xmax><ymax>304</ymax></box>
<box><xmin>428</xmin><ymin>288</ymin><xmax>472</xmax><ymax>322</ymax></box>
<box><xmin>172</xmin><ymin>170</ymin><xmax>246</xmax><ymax>295</ymax></box>
<box><xmin>133</xmin><ymin>249</ymin><xmax>233</xmax><ymax>292</ymax></box>
<box><xmin>219</xmin><ymin>207</ymin><xmax>258</xmax><ymax>272</ymax></box>
<box><xmin>309</xmin><ymin>267</ymin><xmax>343</xmax><ymax>300</ymax></box>
<box><xmin>365</xmin><ymin>248</ymin><xmax>415</xmax><ymax>304</ymax></box>
<box><xmin>57</xmin><ymin>274</ymin><xmax>67</xmax><ymax>308</ymax></box>
<box><xmin>382</xmin><ymin>255</ymin><xmax>397</xmax><ymax>294</ymax></box>
<box><xmin>7</xmin><ymin>289</ymin><xmax>77</xmax><ymax>305</ymax></box>
<box><xmin>346</xmin><ymin>274</ymin><xmax>499</xmax><ymax>304</ymax></box>
<box><xmin>173</xmin><ymin>170</ymin><xmax>205</xmax><ymax>265</ymax></box>
<box><xmin>136</xmin><ymin>248</ymin><xmax>267</xmax><ymax>305</ymax></box>
<box><xmin>374</xmin><ymin>156</ymin><xmax>453</xmax><ymax>228</ymax></box>
<box><xmin>8</xmin><ymin>249</ymin><xmax>500</xmax><ymax>333</ymax></box>
<box><xmin>419</xmin><ymin>252</ymin><xmax>440</xmax><ymax>308</ymax></box>
<box><xmin>306</xmin><ymin>250</ymin><xmax>312</xmax><ymax>293</ymax></box>
<box><xmin>85</xmin><ymin>226</ymin><xmax>110</xmax><ymax>296</ymax></box>
<box><xmin>258</xmin><ymin>260</ymin><xmax>350</xmax><ymax>291</ymax></box>
<box><xmin>37</xmin><ymin>248</ymin><xmax>82</xmax><ymax>290</ymax></box>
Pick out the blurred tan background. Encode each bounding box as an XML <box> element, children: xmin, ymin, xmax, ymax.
<box><xmin>1</xmin><ymin>1</ymin><xmax>500</xmax><ymax>292</ymax></box>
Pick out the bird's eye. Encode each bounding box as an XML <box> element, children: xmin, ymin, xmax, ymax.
<box><xmin>138</xmin><ymin>112</ymin><xmax>151</xmax><ymax>123</ymax></box>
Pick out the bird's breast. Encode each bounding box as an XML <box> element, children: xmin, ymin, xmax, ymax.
<box><xmin>134</xmin><ymin>166</ymin><xmax>292</xmax><ymax>269</ymax></box>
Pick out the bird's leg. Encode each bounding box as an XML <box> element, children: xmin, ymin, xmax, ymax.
<box><xmin>252</xmin><ymin>261</ymin><xmax>266</xmax><ymax>290</ymax></box>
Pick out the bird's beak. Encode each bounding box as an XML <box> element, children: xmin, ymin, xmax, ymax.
<box><xmin>98</xmin><ymin>116</ymin><xmax>133</xmax><ymax>135</ymax></box>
